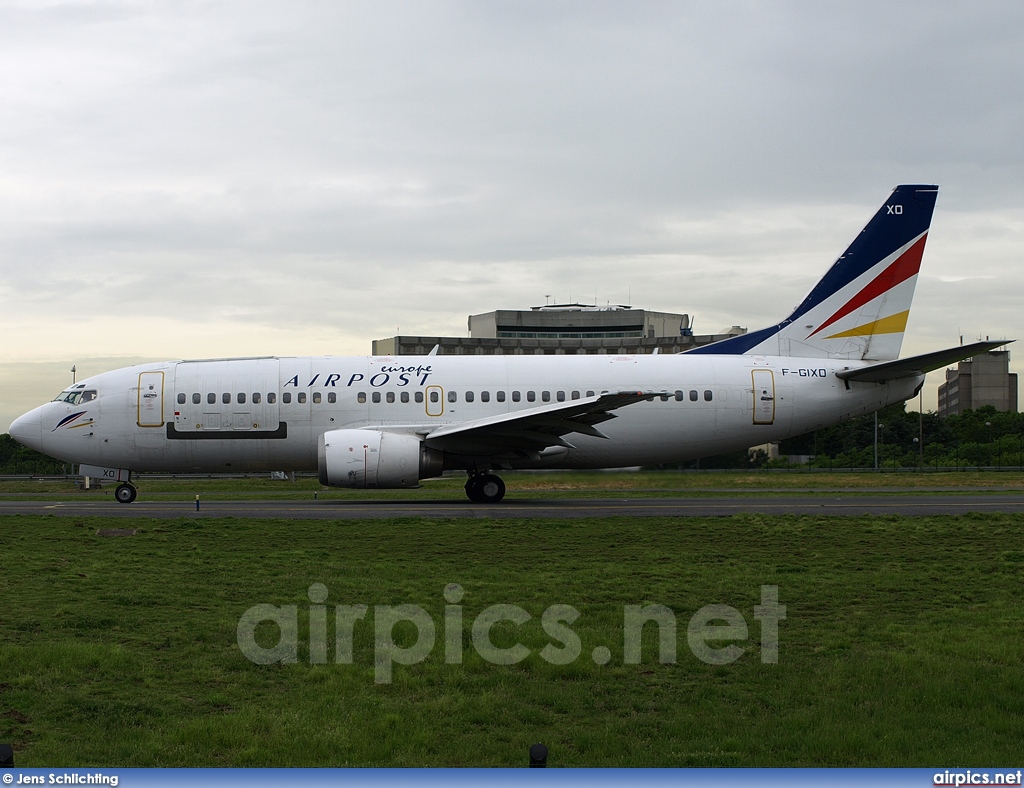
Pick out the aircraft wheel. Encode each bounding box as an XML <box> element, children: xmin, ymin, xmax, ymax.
<box><xmin>476</xmin><ymin>474</ymin><xmax>506</xmax><ymax>503</ymax></box>
<box><xmin>114</xmin><ymin>483</ymin><xmax>137</xmax><ymax>504</ymax></box>
<box><xmin>464</xmin><ymin>476</ymin><xmax>484</xmax><ymax>503</ymax></box>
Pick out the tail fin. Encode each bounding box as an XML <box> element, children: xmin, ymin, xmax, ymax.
<box><xmin>688</xmin><ymin>184</ymin><xmax>939</xmax><ymax>360</ymax></box>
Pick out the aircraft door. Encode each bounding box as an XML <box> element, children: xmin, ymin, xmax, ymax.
<box><xmin>425</xmin><ymin>385</ymin><xmax>444</xmax><ymax>417</ymax></box>
<box><xmin>752</xmin><ymin>369</ymin><xmax>775</xmax><ymax>425</ymax></box>
<box><xmin>137</xmin><ymin>372</ymin><xmax>165</xmax><ymax>428</ymax></box>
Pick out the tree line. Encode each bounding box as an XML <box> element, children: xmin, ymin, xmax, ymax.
<box><xmin>0</xmin><ymin>434</ymin><xmax>67</xmax><ymax>474</ymax></box>
<box><xmin>778</xmin><ymin>403</ymin><xmax>1024</xmax><ymax>470</ymax></box>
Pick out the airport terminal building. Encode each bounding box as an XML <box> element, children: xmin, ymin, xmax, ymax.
<box><xmin>372</xmin><ymin>304</ymin><xmax>746</xmax><ymax>356</ymax></box>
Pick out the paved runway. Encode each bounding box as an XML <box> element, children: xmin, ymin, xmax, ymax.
<box><xmin>3</xmin><ymin>493</ymin><xmax>1024</xmax><ymax>519</ymax></box>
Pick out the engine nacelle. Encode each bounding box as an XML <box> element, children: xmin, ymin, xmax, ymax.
<box><xmin>317</xmin><ymin>429</ymin><xmax>443</xmax><ymax>489</ymax></box>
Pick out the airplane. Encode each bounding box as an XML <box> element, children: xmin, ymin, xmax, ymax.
<box><xmin>8</xmin><ymin>184</ymin><xmax>1011</xmax><ymax>504</ymax></box>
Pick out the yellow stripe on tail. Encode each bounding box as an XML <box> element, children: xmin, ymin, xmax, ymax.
<box><xmin>824</xmin><ymin>310</ymin><xmax>909</xmax><ymax>339</ymax></box>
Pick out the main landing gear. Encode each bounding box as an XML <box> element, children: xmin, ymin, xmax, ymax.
<box><xmin>114</xmin><ymin>483</ymin><xmax>138</xmax><ymax>504</ymax></box>
<box><xmin>465</xmin><ymin>472</ymin><xmax>506</xmax><ymax>504</ymax></box>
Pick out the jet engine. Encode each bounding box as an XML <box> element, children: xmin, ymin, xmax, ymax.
<box><xmin>317</xmin><ymin>429</ymin><xmax>444</xmax><ymax>488</ymax></box>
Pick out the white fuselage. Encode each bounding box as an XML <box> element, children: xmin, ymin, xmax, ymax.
<box><xmin>15</xmin><ymin>353</ymin><xmax>921</xmax><ymax>475</ymax></box>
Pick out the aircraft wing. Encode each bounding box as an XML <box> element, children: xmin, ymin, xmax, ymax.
<box><xmin>835</xmin><ymin>340</ymin><xmax>1013</xmax><ymax>383</ymax></box>
<box><xmin>423</xmin><ymin>391</ymin><xmax>654</xmax><ymax>455</ymax></box>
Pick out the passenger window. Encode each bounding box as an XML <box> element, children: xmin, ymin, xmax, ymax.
<box><xmin>586</xmin><ymin>390</ymin><xmax>595</xmax><ymax>397</ymax></box>
<box><xmin>328</xmin><ymin>392</ymin><xmax>336</xmax><ymax>403</ymax></box>
<box><xmin>253</xmin><ymin>393</ymin><xmax>261</xmax><ymax>404</ymax></box>
<box><xmin>416</xmin><ymin>392</ymin><xmax>424</xmax><ymax>403</ymax></box>
<box><xmin>527</xmin><ymin>391</ymin><xmax>536</xmax><ymax>402</ymax></box>
<box><xmin>372</xmin><ymin>392</ymin><xmax>381</xmax><ymax>404</ymax></box>
<box><xmin>386</xmin><ymin>392</ymin><xmax>395</xmax><ymax>403</ymax></box>
<box><xmin>675</xmin><ymin>390</ymin><xmax>684</xmax><ymax>401</ymax></box>
<box><xmin>497</xmin><ymin>391</ymin><xmax>506</xmax><ymax>402</ymax></box>
<box><xmin>481</xmin><ymin>391</ymin><xmax>490</xmax><ymax>402</ymax></box>
<box><xmin>237</xmin><ymin>393</ymin><xmax>246</xmax><ymax>404</ymax></box>
<box><xmin>192</xmin><ymin>393</ymin><xmax>201</xmax><ymax>405</ymax></box>
<box><xmin>704</xmin><ymin>390</ymin><xmax>713</xmax><ymax>401</ymax></box>
<box><xmin>222</xmin><ymin>393</ymin><xmax>231</xmax><ymax>404</ymax></box>
<box><xmin>312</xmin><ymin>392</ymin><xmax>321</xmax><ymax>404</ymax></box>
<box><xmin>177</xmin><ymin>393</ymin><xmax>186</xmax><ymax>405</ymax></box>
<box><xmin>571</xmin><ymin>391</ymin><xmax>580</xmax><ymax>400</ymax></box>
<box><xmin>448</xmin><ymin>391</ymin><xmax>457</xmax><ymax>403</ymax></box>
<box><xmin>358</xmin><ymin>392</ymin><xmax>366</xmax><ymax>403</ymax></box>
<box><xmin>465</xmin><ymin>391</ymin><xmax>474</xmax><ymax>402</ymax></box>
<box><xmin>541</xmin><ymin>391</ymin><xmax>550</xmax><ymax>402</ymax></box>
<box><xmin>401</xmin><ymin>392</ymin><xmax>410</xmax><ymax>403</ymax></box>
<box><xmin>689</xmin><ymin>390</ymin><xmax>698</xmax><ymax>401</ymax></box>
<box><xmin>208</xmin><ymin>393</ymin><xmax>216</xmax><ymax>405</ymax></box>
<box><xmin>430</xmin><ymin>391</ymin><xmax>438</xmax><ymax>403</ymax></box>
<box><xmin>556</xmin><ymin>391</ymin><xmax>565</xmax><ymax>402</ymax></box>
<box><xmin>268</xmin><ymin>393</ymin><xmax>276</xmax><ymax>404</ymax></box>
<box><xmin>512</xmin><ymin>391</ymin><xmax>521</xmax><ymax>402</ymax></box>
<box><xmin>298</xmin><ymin>392</ymin><xmax>307</xmax><ymax>404</ymax></box>
<box><xmin>283</xmin><ymin>392</ymin><xmax>292</xmax><ymax>404</ymax></box>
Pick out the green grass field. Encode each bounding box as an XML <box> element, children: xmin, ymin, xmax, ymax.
<box><xmin>2</xmin><ymin>508</ymin><xmax>1023</xmax><ymax>766</ymax></box>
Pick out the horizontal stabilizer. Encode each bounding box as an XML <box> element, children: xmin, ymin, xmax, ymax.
<box><xmin>835</xmin><ymin>340</ymin><xmax>1013</xmax><ymax>383</ymax></box>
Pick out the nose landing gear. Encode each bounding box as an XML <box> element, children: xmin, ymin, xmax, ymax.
<box><xmin>465</xmin><ymin>472</ymin><xmax>506</xmax><ymax>503</ymax></box>
<box><xmin>114</xmin><ymin>483</ymin><xmax>138</xmax><ymax>504</ymax></box>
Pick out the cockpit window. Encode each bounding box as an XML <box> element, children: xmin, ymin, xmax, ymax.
<box><xmin>52</xmin><ymin>389</ymin><xmax>97</xmax><ymax>405</ymax></box>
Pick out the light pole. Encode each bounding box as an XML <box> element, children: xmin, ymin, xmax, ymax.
<box><xmin>918</xmin><ymin>389</ymin><xmax>924</xmax><ymax>471</ymax></box>
<box><xmin>874</xmin><ymin>413</ymin><xmax>880</xmax><ymax>471</ymax></box>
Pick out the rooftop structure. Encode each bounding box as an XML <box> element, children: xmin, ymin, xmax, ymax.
<box><xmin>372</xmin><ymin>304</ymin><xmax>746</xmax><ymax>356</ymax></box>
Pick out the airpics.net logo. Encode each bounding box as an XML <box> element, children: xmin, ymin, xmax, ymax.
<box><xmin>236</xmin><ymin>584</ymin><xmax>785</xmax><ymax>684</ymax></box>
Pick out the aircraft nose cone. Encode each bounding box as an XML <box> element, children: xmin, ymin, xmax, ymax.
<box><xmin>9</xmin><ymin>408</ymin><xmax>43</xmax><ymax>452</ymax></box>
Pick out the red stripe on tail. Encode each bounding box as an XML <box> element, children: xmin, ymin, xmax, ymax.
<box><xmin>807</xmin><ymin>233</ymin><xmax>928</xmax><ymax>339</ymax></box>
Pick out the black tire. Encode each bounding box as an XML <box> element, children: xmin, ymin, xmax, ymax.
<box><xmin>476</xmin><ymin>474</ymin><xmax>506</xmax><ymax>503</ymax></box>
<box><xmin>464</xmin><ymin>476</ymin><xmax>484</xmax><ymax>503</ymax></box>
<box><xmin>114</xmin><ymin>484</ymin><xmax>137</xmax><ymax>504</ymax></box>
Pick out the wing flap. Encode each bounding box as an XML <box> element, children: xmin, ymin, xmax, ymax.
<box><xmin>424</xmin><ymin>391</ymin><xmax>652</xmax><ymax>455</ymax></box>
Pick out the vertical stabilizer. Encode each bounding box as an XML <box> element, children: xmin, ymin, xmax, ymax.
<box><xmin>689</xmin><ymin>184</ymin><xmax>938</xmax><ymax>360</ymax></box>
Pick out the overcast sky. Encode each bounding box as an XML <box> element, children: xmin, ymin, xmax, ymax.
<box><xmin>2</xmin><ymin>1</ymin><xmax>1023</xmax><ymax>430</ymax></box>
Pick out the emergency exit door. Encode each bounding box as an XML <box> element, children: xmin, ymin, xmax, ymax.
<box><xmin>425</xmin><ymin>386</ymin><xmax>444</xmax><ymax>417</ymax></box>
<box><xmin>752</xmin><ymin>369</ymin><xmax>775</xmax><ymax>425</ymax></box>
